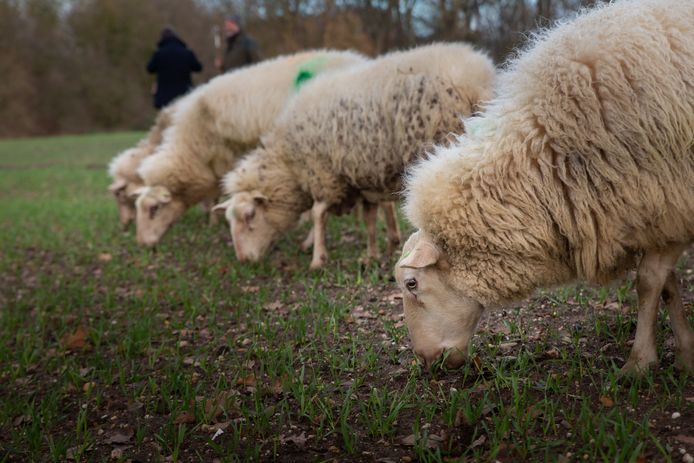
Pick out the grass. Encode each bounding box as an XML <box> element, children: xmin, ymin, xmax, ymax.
<box><xmin>0</xmin><ymin>132</ymin><xmax>692</xmax><ymax>462</ymax></box>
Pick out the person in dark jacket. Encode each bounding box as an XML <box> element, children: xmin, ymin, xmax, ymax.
<box><xmin>147</xmin><ymin>27</ymin><xmax>202</xmax><ymax>109</ymax></box>
<box><xmin>215</xmin><ymin>16</ymin><xmax>260</xmax><ymax>73</ymax></box>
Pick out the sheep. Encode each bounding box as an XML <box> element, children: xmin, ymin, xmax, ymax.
<box><xmin>107</xmin><ymin>104</ymin><xmax>175</xmax><ymax>228</ymax></box>
<box><xmin>216</xmin><ymin>43</ymin><xmax>495</xmax><ymax>268</ymax></box>
<box><xmin>133</xmin><ymin>49</ymin><xmax>367</xmax><ymax>246</ymax></box>
<box><xmin>395</xmin><ymin>0</ymin><xmax>694</xmax><ymax>375</ymax></box>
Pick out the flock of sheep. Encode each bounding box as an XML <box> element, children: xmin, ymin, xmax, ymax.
<box><xmin>108</xmin><ymin>0</ymin><xmax>694</xmax><ymax>377</ymax></box>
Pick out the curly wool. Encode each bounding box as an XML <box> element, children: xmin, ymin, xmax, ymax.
<box><xmin>138</xmin><ymin>49</ymin><xmax>367</xmax><ymax>206</ymax></box>
<box><xmin>404</xmin><ymin>0</ymin><xmax>694</xmax><ymax>305</ymax></box>
<box><xmin>224</xmin><ymin>42</ymin><xmax>495</xmax><ymax>224</ymax></box>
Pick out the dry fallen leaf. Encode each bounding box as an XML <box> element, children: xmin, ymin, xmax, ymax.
<box><xmin>173</xmin><ymin>410</ymin><xmax>195</xmax><ymax>424</ymax></box>
<box><xmin>263</xmin><ymin>301</ymin><xmax>283</xmax><ymax>311</ymax></box>
<box><xmin>236</xmin><ymin>374</ymin><xmax>257</xmax><ymax>387</ymax></box>
<box><xmin>270</xmin><ymin>379</ymin><xmax>283</xmax><ymax>396</ymax></box>
<box><xmin>280</xmin><ymin>432</ymin><xmax>308</xmax><ymax>447</ymax></box>
<box><xmin>674</xmin><ymin>434</ymin><xmax>694</xmax><ymax>445</ymax></box>
<box><xmin>400</xmin><ymin>433</ymin><xmax>442</xmax><ymax>449</ymax></box>
<box><xmin>471</xmin><ymin>355</ymin><xmax>483</xmax><ymax>371</ymax></box>
<box><xmin>13</xmin><ymin>415</ymin><xmax>30</xmax><ymax>427</ymax></box>
<box><xmin>62</xmin><ymin>327</ymin><xmax>89</xmax><ymax>351</ymax></box>
<box><xmin>105</xmin><ymin>431</ymin><xmax>133</xmax><ymax>445</ymax></box>
<box><xmin>351</xmin><ymin>305</ymin><xmax>376</xmax><ymax>320</ymax></box>
<box><xmin>470</xmin><ymin>434</ymin><xmax>486</xmax><ymax>449</ymax></box>
<box><xmin>599</xmin><ymin>396</ymin><xmax>614</xmax><ymax>408</ymax></box>
<box><xmin>201</xmin><ymin>421</ymin><xmax>231</xmax><ymax>433</ymax></box>
<box><xmin>97</xmin><ymin>252</ymin><xmax>112</xmax><ymax>262</ymax></box>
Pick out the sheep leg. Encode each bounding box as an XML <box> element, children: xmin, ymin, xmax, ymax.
<box><xmin>621</xmin><ymin>246</ymin><xmax>682</xmax><ymax>375</ymax></box>
<box><xmin>661</xmin><ymin>261</ymin><xmax>694</xmax><ymax>372</ymax></box>
<box><xmin>363</xmin><ymin>201</ymin><xmax>380</xmax><ymax>260</ymax></box>
<box><xmin>310</xmin><ymin>201</ymin><xmax>329</xmax><ymax>269</ymax></box>
<box><xmin>301</xmin><ymin>226</ymin><xmax>315</xmax><ymax>252</ymax></box>
<box><xmin>381</xmin><ymin>201</ymin><xmax>401</xmax><ymax>256</ymax></box>
<box><xmin>203</xmin><ymin>198</ymin><xmax>220</xmax><ymax>226</ymax></box>
<box><xmin>353</xmin><ymin>199</ymin><xmax>362</xmax><ymax>225</ymax></box>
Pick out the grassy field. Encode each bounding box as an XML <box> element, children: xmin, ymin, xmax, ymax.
<box><xmin>0</xmin><ymin>133</ymin><xmax>692</xmax><ymax>462</ymax></box>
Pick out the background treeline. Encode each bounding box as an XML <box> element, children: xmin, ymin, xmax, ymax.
<box><xmin>0</xmin><ymin>0</ymin><xmax>596</xmax><ymax>138</ymax></box>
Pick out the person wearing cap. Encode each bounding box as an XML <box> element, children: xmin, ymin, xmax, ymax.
<box><xmin>147</xmin><ymin>27</ymin><xmax>203</xmax><ymax>109</ymax></box>
<box><xmin>216</xmin><ymin>16</ymin><xmax>260</xmax><ymax>73</ymax></box>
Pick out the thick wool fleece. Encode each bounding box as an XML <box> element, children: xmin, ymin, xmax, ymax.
<box><xmin>405</xmin><ymin>0</ymin><xmax>694</xmax><ymax>305</ymax></box>
<box><xmin>108</xmin><ymin>105</ymin><xmax>175</xmax><ymax>185</ymax></box>
<box><xmin>224</xmin><ymin>42</ymin><xmax>494</xmax><ymax>225</ymax></box>
<box><xmin>138</xmin><ymin>49</ymin><xmax>367</xmax><ymax>206</ymax></box>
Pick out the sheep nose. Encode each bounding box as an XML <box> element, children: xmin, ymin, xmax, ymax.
<box><xmin>414</xmin><ymin>347</ymin><xmax>444</xmax><ymax>368</ymax></box>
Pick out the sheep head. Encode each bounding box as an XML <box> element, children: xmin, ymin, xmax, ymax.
<box><xmin>213</xmin><ymin>191</ymin><xmax>279</xmax><ymax>262</ymax></box>
<box><xmin>108</xmin><ymin>178</ymin><xmax>137</xmax><ymax>229</ymax></box>
<box><xmin>133</xmin><ymin>186</ymin><xmax>185</xmax><ymax>247</ymax></box>
<box><xmin>395</xmin><ymin>230</ymin><xmax>484</xmax><ymax>370</ymax></box>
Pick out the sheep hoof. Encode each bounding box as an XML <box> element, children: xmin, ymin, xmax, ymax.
<box><xmin>618</xmin><ymin>356</ymin><xmax>657</xmax><ymax>377</ymax></box>
<box><xmin>300</xmin><ymin>239</ymin><xmax>313</xmax><ymax>252</ymax></box>
<box><xmin>675</xmin><ymin>340</ymin><xmax>694</xmax><ymax>372</ymax></box>
<box><xmin>310</xmin><ymin>255</ymin><xmax>327</xmax><ymax>269</ymax></box>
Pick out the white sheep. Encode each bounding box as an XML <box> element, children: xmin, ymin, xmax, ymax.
<box><xmin>107</xmin><ymin>104</ymin><xmax>175</xmax><ymax>228</ymax></box>
<box><xmin>217</xmin><ymin>42</ymin><xmax>494</xmax><ymax>268</ymax></box>
<box><xmin>133</xmin><ymin>49</ymin><xmax>367</xmax><ymax>246</ymax></box>
<box><xmin>395</xmin><ymin>0</ymin><xmax>694</xmax><ymax>375</ymax></box>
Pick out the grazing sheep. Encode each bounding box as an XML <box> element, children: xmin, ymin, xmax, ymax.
<box><xmin>107</xmin><ymin>104</ymin><xmax>176</xmax><ymax>228</ymax></box>
<box><xmin>133</xmin><ymin>50</ymin><xmax>366</xmax><ymax>246</ymax></box>
<box><xmin>217</xmin><ymin>43</ymin><xmax>494</xmax><ymax>268</ymax></box>
<box><xmin>395</xmin><ymin>0</ymin><xmax>694</xmax><ymax>375</ymax></box>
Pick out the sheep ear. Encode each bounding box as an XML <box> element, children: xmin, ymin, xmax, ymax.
<box><xmin>158</xmin><ymin>190</ymin><xmax>172</xmax><ymax>204</ymax></box>
<box><xmin>399</xmin><ymin>240</ymin><xmax>440</xmax><ymax>269</ymax></box>
<box><xmin>108</xmin><ymin>179</ymin><xmax>127</xmax><ymax>193</ymax></box>
<box><xmin>253</xmin><ymin>193</ymin><xmax>268</xmax><ymax>206</ymax></box>
<box><xmin>129</xmin><ymin>186</ymin><xmax>147</xmax><ymax>200</ymax></box>
<box><xmin>212</xmin><ymin>200</ymin><xmax>231</xmax><ymax>217</ymax></box>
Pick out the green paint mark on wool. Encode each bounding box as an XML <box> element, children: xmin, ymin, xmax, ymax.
<box><xmin>293</xmin><ymin>56</ymin><xmax>328</xmax><ymax>90</ymax></box>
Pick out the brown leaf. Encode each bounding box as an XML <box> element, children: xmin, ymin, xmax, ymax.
<box><xmin>543</xmin><ymin>347</ymin><xmax>560</xmax><ymax>359</ymax></box>
<box><xmin>400</xmin><ymin>433</ymin><xmax>442</xmax><ymax>449</ymax></box>
<box><xmin>471</xmin><ymin>355</ymin><xmax>483</xmax><ymax>371</ymax></box>
<box><xmin>13</xmin><ymin>415</ymin><xmax>30</xmax><ymax>427</ymax></box>
<box><xmin>351</xmin><ymin>305</ymin><xmax>376</xmax><ymax>320</ymax></box>
<box><xmin>105</xmin><ymin>431</ymin><xmax>133</xmax><ymax>445</ymax></box>
<box><xmin>280</xmin><ymin>432</ymin><xmax>308</xmax><ymax>447</ymax></box>
<box><xmin>97</xmin><ymin>252</ymin><xmax>112</xmax><ymax>262</ymax></box>
<box><xmin>599</xmin><ymin>396</ymin><xmax>614</xmax><ymax>408</ymax></box>
<box><xmin>62</xmin><ymin>327</ymin><xmax>89</xmax><ymax>351</ymax></box>
<box><xmin>173</xmin><ymin>411</ymin><xmax>195</xmax><ymax>424</ymax></box>
<box><xmin>673</xmin><ymin>434</ymin><xmax>694</xmax><ymax>445</ymax></box>
<box><xmin>470</xmin><ymin>434</ymin><xmax>486</xmax><ymax>449</ymax></box>
<box><xmin>270</xmin><ymin>379</ymin><xmax>283</xmax><ymax>396</ymax></box>
<box><xmin>263</xmin><ymin>301</ymin><xmax>283</xmax><ymax>311</ymax></box>
<box><xmin>526</xmin><ymin>405</ymin><xmax>543</xmax><ymax>419</ymax></box>
<box><xmin>236</xmin><ymin>374</ymin><xmax>256</xmax><ymax>387</ymax></box>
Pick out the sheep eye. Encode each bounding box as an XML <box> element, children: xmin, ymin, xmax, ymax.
<box><xmin>149</xmin><ymin>205</ymin><xmax>159</xmax><ymax>219</ymax></box>
<box><xmin>405</xmin><ymin>278</ymin><xmax>418</xmax><ymax>292</ymax></box>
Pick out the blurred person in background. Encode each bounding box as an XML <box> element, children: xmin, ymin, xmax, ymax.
<box><xmin>147</xmin><ymin>27</ymin><xmax>202</xmax><ymax>109</ymax></box>
<box><xmin>215</xmin><ymin>16</ymin><xmax>260</xmax><ymax>73</ymax></box>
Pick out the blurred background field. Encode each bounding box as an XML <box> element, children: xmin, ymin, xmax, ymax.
<box><xmin>0</xmin><ymin>132</ymin><xmax>692</xmax><ymax>462</ymax></box>
<box><xmin>1</xmin><ymin>0</ymin><xmax>598</xmax><ymax>138</ymax></box>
